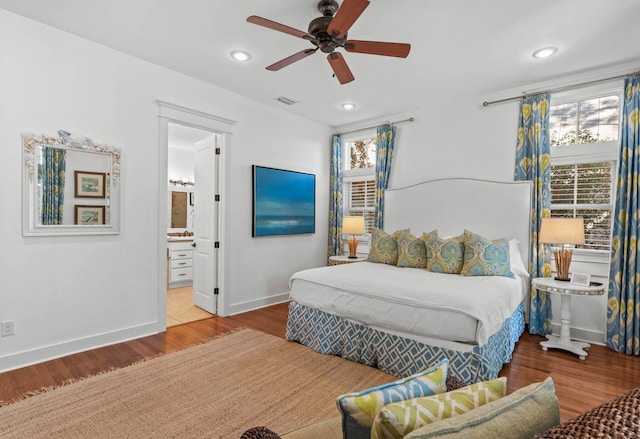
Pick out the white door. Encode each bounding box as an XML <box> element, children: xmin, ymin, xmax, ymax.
<box><xmin>192</xmin><ymin>134</ymin><xmax>219</xmax><ymax>314</ymax></box>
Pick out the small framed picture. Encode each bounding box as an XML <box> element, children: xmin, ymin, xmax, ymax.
<box><xmin>75</xmin><ymin>205</ymin><xmax>105</xmax><ymax>225</ymax></box>
<box><xmin>570</xmin><ymin>272</ymin><xmax>591</xmax><ymax>287</ymax></box>
<box><xmin>75</xmin><ymin>171</ymin><xmax>106</xmax><ymax>198</ymax></box>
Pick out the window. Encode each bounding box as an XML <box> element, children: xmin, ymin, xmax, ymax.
<box><xmin>549</xmin><ymin>87</ymin><xmax>620</xmax><ymax>253</ymax></box>
<box><xmin>343</xmin><ymin>134</ymin><xmax>376</xmax><ymax>235</ymax></box>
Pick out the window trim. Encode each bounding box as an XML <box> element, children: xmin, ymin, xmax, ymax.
<box><xmin>549</xmin><ymin>83</ymin><xmax>622</xmax><ymax>263</ymax></box>
<box><xmin>341</xmin><ymin>131</ymin><xmax>376</xmax><ymax>250</ymax></box>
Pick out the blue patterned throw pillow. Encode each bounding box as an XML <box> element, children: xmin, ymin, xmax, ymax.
<box><xmin>336</xmin><ymin>359</ymin><xmax>448</xmax><ymax>439</ymax></box>
<box><xmin>367</xmin><ymin>228</ymin><xmax>408</xmax><ymax>265</ymax></box>
<box><xmin>423</xmin><ymin>231</ymin><xmax>465</xmax><ymax>274</ymax></box>
<box><xmin>396</xmin><ymin>230</ymin><xmax>428</xmax><ymax>268</ymax></box>
<box><xmin>460</xmin><ymin>230</ymin><xmax>514</xmax><ymax>278</ymax></box>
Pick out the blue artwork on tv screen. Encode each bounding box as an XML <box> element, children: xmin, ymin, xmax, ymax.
<box><xmin>252</xmin><ymin>165</ymin><xmax>316</xmax><ymax>237</ymax></box>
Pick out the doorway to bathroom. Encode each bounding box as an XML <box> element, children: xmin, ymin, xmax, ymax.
<box><xmin>166</xmin><ymin>122</ymin><xmax>218</xmax><ymax>326</ymax></box>
<box><xmin>158</xmin><ymin>100</ymin><xmax>234</xmax><ymax>330</ymax></box>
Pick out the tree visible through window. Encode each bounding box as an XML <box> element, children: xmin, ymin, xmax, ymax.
<box><xmin>349</xmin><ymin>139</ymin><xmax>375</xmax><ymax>169</ymax></box>
<box><xmin>344</xmin><ymin>136</ymin><xmax>376</xmax><ymax>234</ymax></box>
<box><xmin>549</xmin><ymin>93</ymin><xmax>619</xmax><ymax>252</ymax></box>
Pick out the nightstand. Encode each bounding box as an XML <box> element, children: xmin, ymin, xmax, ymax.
<box><xmin>328</xmin><ymin>255</ymin><xmax>367</xmax><ymax>266</ymax></box>
<box><xmin>532</xmin><ymin>277</ymin><xmax>605</xmax><ymax>360</ymax></box>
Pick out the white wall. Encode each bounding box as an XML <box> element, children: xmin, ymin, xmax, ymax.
<box><xmin>168</xmin><ymin>147</ymin><xmax>195</xmax><ymax>183</ymax></box>
<box><xmin>0</xmin><ymin>9</ymin><xmax>330</xmax><ymax>372</ymax></box>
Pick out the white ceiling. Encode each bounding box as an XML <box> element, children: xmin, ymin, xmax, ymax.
<box><xmin>2</xmin><ymin>0</ymin><xmax>639</xmax><ymax>127</ymax></box>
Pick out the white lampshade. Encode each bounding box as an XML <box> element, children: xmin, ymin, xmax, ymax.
<box><xmin>539</xmin><ymin>218</ymin><xmax>585</xmax><ymax>245</ymax></box>
<box><xmin>342</xmin><ymin>216</ymin><xmax>365</xmax><ymax>235</ymax></box>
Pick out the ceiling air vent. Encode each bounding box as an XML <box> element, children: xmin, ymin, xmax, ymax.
<box><xmin>276</xmin><ymin>96</ymin><xmax>298</xmax><ymax>106</ymax></box>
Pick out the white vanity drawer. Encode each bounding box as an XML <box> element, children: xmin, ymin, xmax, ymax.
<box><xmin>170</xmin><ymin>267</ymin><xmax>192</xmax><ymax>282</ymax></box>
<box><xmin>170</xmin><ymin>258</ymin><xmax>192</xmax><ymax>269</ymax></box>
<box><xmin>170</xmin><ymin>249</ymin><xmax>193</xmax><ymax>260</ymax></box>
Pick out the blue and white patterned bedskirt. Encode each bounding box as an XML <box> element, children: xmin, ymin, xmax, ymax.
<box><xmin>286</xmin><ymin>302</ymin><xmax>525</xmax><ymax>383</ymax></box>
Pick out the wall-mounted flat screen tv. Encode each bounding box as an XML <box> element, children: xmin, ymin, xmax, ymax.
<box><xmin>252</xmin><ymin>165</ymin><xmax>316</xmax><ymax>237</ymax></box>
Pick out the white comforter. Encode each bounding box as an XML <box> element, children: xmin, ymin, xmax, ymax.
<box><xmin>289</xmin><ymin>262</ymin><xmax>526</xmax><ymax>346</ymax></box>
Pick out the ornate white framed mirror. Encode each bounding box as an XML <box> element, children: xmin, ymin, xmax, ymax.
<box><xmin>22</xmin><ymin>132</ymin><xmax>121</xmax><ymax>236</ymax></box>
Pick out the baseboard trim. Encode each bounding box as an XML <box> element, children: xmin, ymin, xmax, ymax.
<box><xmin>224</xmin><ymin>292</ymin><xmax>290</xmax><ymax>316</ymax></box>
<box><xmin>0</xmin><ymin>322</ymin><xmax>160</xmax><ymax>373</ymax></box>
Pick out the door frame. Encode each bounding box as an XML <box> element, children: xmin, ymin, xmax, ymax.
<box><xmin>157</xmin><ymin>101</ymin><xmax>236</xmax><ymax>331</ymax></box>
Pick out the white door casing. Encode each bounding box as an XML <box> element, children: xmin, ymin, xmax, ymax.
<box><xmin>158</xmin><ymin>100</ymin><xmax>235</xmax><ymax>329</ymax></box>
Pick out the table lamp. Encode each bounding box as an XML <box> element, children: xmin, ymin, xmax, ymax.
<box><xmin>342</xmin><ymin>216</ymin><xmax>365</xmax><ymax>258</ymax></box>
<box><xmin>539</xmin><ymin>217</ymin><xmax>585</xmax><ymax>281</ymax></box>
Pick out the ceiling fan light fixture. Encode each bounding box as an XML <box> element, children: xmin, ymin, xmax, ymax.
<box><xmin>341</xmin><ymin>102</ymin><xmax>356</xmax><ymax>110</ymax></box>
<box><xmin>532</xmin><ymin>47</ymin><xmax>557</xmax><ymax>59</ymax></box>
<box><xmin>230</xmin><ymin>50</ymin><xmax>252</xmax><ymax>62</ymax></box>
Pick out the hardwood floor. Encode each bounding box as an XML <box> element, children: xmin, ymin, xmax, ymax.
<box><xmin>2</xmin><ymin>302</ymin><xmax>639</xmax><ymax>424</ymax></box>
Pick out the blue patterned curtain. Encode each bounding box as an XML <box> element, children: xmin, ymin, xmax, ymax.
<box><xmin>607</xmin><ymin>76</ymin><xmax>640</xmax><ymax>355</ymax></box>
<box><xmin>514</xmin><ymin>94</ymin><xmax>552</xmax><ymax>335</ymax></box>
<box><xmin>39</xmin><ymin>147</ymin><xmax>66</xmax><ymax>225</ymax></box>
<box><xmin>328</xmin><ymin>135</ymin><xmax>343</xmax><ymax>256</ymax></box>
<box><xmin>373</xmin><ymin>125</ymin><xmax>396</xmax><ymax>229</ymax></box>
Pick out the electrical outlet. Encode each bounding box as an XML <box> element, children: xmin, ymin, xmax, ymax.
<box><xmin>1</xmin><ymin>320</ymin><xmax>15</xmax><ymax>337</ymax></box>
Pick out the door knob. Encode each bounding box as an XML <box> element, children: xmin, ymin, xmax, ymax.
<box><xmin>191</xmin><ymin>242</ymin><xmax>196</xmax><ymax>248</ymax></box>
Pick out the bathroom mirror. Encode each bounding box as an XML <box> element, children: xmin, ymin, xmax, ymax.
<box><xmin>22</xmin><ymin>132</ymin><xmax>121</xmax><ymax>236</ymax></box>
<box><xmin>168</xmin><ymin>186</ymin><xmax>194</xmax><ymax>232</ymax></box>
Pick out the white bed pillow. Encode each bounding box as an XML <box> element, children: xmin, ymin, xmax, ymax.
<box><xmin>508</xmin><ymin>239</ymin><xmax>529</xmax><ymax>277</ymax></box>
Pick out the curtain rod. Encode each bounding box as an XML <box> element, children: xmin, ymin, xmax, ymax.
<box><xmin>482</xmin><ymin>70</ymin><xmax>640</xmax><ymax>107</ymax></box>
<box><xmin>335</xmin><ymin>117</ymin><xmax>414</xmax><ymax>136</ymax></box>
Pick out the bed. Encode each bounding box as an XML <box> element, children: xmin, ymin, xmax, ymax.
<box><xmin>286</xmin><ymin>178</ymin><xmax>533</xmax><ymax>383</ymax></box>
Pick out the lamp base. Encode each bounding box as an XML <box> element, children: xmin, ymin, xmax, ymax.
<box><xmin>554</xmin><ymin>249</ymin><xmax>573</xmax><ymax>283</ymax></box>
<box><xmin>347</xmin><ymin>237</ymin><xmax>360</xmax><ymax>258</ymax></box>
<box><xmin>554</xmin><ymin>276</ymin><xmax>570</xmax><ymax>282</ymax></box>
<box><xmin>347</xmin><ymin>255</ymin><xmax>358</xmax><ymax>259</ymax></box>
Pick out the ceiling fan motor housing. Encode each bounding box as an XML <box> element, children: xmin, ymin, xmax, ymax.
<box><xmin>308</xmin><ymin>13</ymin><xmax>346</xmax><ymax>53</ymax></box>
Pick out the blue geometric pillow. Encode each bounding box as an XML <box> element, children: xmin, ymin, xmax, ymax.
<box><xmin>423</xmin><ymin>231</ymin><xmax>465</xmax><ymax>274</ymax></box>
<box><xmin>336</xmin><ymin>359</ymin><xmax>448</xmax><ymax>439</ymax></box>
<box><xmin>460</xmin><ymin>230</ymin><xmax>514</xmax><ymax>278</ymax></box>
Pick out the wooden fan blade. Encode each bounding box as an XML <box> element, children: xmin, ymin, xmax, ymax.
<box><xmin>266</xmin><ymin>48</ymin><xmax>318</xmax><ymax>71</ymax></box>
<box><xmin>327</xmin><ymin>52</ymin><xmax>355</xmax><ymax>85</ymax></box>
<box><xmin>247</xmin><ymin>15</ymin><xmax>315</xmax><ymax>41</ymax></box>
<box><xmin>327</xmin><ymin>0</ymin><xmax>370</xmax><ymax>40</ymax></box>
<box><xmin>344</xmin><ymin>40</ymin><xmax>411</xmax><ymax>58</ymax></box>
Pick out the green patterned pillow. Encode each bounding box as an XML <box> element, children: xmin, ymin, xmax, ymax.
<box><xmin>423</xmin><ymin>231</ymin><xmax>465</xmax><ymax>274</ymax></box>
<box><xmin>396</xmin><ymin>230</ymin><xmax>428</xmax><ymax>268</ymax></box>
<box><xmin>367</xmin><ymin>228</ymin><xmax>408</xmax><ymax>265</ymax></box>
<box><xmin>460</xmin><ymin>230</ymin><xmax>514</xmax><ymax>278</ymax></box>
<box><xmin>371</xmin><ymin>377</ymin><xmax>507</xmax><ymax>439</ymax></box>
<box><xmin>404</xmin><ymin>378</ymin><xmax>559</xmax><ymax>439</ymax></box>
<box><xmin>336</xmin><ymin>359</ymin><xmax>448</xmax><ymax>439</ymax></box>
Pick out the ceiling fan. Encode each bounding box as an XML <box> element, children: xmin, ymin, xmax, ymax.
<box><xmin>247</xmin><ymin>0</ymin><xmax>411</xmax><ymax>85</ymax></box>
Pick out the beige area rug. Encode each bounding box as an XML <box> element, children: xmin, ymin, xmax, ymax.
<box><xmin>0</xmin><ymin>329</ymin><xmax>395</xmax><ymax>438</ymax></box>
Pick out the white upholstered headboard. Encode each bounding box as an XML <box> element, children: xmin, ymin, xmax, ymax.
<box><xmin>383</xmin><ymin>178</ymin><xmax>533</xmax><ymax>268</ymax></box>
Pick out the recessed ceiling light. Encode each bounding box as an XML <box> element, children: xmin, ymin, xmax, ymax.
<box><xmin>341</xmin><ymin>103</ymin><xmax>356</xmax><ymax>110</ymax></box>
<box><xmin>230</xmin><ymin>50</ymin><xmax>252</xmax><ymax>62</ymax></box>
<box><xmin>532</xmin><ymin>47</ymin><xmax>557</xmax><ymax>59</ymax></box>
